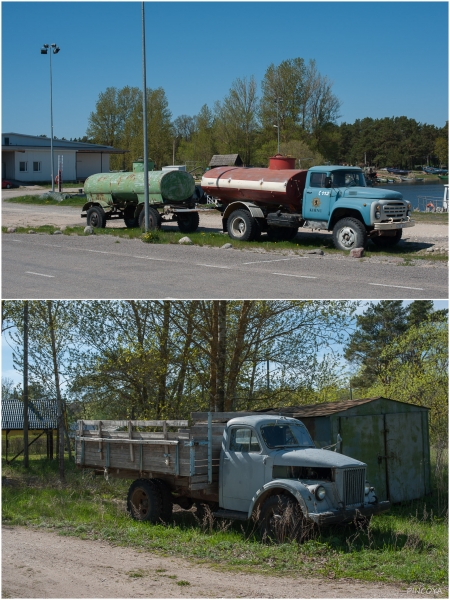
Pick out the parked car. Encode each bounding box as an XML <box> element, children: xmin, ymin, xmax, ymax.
<box><xmin>2</xmin><ymin>179</ymin><xmax>13</xmax><ymax>189</ymax></box>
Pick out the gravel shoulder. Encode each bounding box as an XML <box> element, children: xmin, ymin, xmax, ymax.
<box><xmin>2</xmin><ymin>525</ymin><xmax>425</xmax><ymax>598</ymax></box>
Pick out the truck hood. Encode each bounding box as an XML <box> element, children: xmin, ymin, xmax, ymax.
<box><xmin>338</xmin><ymin>187</ymin><xmax>403</xmax><ymax>201</ymax></box>
<box><xmin>272</xmin><ymin>447</ymin><xmax>365</xmax><ymax>469</ymax></box>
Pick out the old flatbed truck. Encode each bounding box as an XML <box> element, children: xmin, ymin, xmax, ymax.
<box><xmin>76</xmin><ymin>413</ymin><xmax>390</xmax><ymax>541</ymax></box>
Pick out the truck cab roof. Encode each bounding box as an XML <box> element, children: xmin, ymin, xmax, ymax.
<box><xmin>309</xmin><ymin>165</ymin><xmax>362</xmax><ymax>172</ymax></box>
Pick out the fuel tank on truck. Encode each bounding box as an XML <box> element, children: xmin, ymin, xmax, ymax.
<box><xmin>84</xmin><ymin>170</ymin><xmax>195</xmax><ymax>205</ymax></box>
<box><xmin>201</xmin><ymin>165</ymin><xmax>307</xmax><ymax>212</ymax></box>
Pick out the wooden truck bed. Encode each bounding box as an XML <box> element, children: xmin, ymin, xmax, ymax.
<box><xmin>75</xmin><ymin>416</ymin><xmax>226</xmax><ymax>496</ymax></box>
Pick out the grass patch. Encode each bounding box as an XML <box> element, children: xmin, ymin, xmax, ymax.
<box><xmin>411</xmin><ymin>211</ymin><xmax>448</xmax><ymax>225</ymax></box>
<box><xmin>2</xmin><ymin>455</ymin><xmax>447</xmax><ymax>588</ymax></box>
<box><xmin>3</xmin><ymin>194</ymin><xmax>86</xmax><ymax>207</ymax></box>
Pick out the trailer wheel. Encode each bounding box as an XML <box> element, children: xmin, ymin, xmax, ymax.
<box><xmin>86</xmin><ymin>206</ymin><xmax>107</xmax><ymax>229</ymax></box>
<box><xmin>127</xmin><ymin>478</ymin><xmax>162</xmax><ymax>523</ymax></box>
<box><xmin>259</xmin><ymin>495</ymin><xmax>304</xmax><ymax>543</ymax></box>
<box><xmin>267</xmin><ymin>227</ymin><xmax>298</xmax><ymax>242</ymax></box>
<box><xmin>371</xmin><ymin>229</ymin><xmax>402</xmax><ymax>247</ymax></box>
<box><xmin>332</xmin><ymin>217</ymin><xmax>367</xmax><ymax>251</ymax></box>
<box><xmin>177</xmin><ymin>212</ymin><xmax>200</xmax><ymax>233</ymax></box>
<box><xmin>227</xmin><ymin>209</ymin><xmax>259</xmax><ymax>242</ymax></box>
<box><xmin>139</xmin><ymin>207</ymin><xmax>161</xmax><ymax>230</ymax></box>
<box><xmin>123</xmin><ymin>207</ymin><xmax>139</xmax><ymax>228</ymax></box>
<box><xmin>153</xmin><ymin>479</ymin><xmax>173</xmax><ymax>522</ymax></box>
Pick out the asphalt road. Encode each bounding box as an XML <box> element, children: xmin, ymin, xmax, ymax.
<box><xmin>3</xmin><ymin>233</ymin><xmax>447</xmax><ymax>299</ymax></box>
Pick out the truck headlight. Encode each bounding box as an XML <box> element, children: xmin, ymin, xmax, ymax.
<box><xmin>315</xmin><ymin>485</ymin><xmax>326</xmax><ymax>501</ymax></box>
<box><xmin>375</xmin><ymin>204</ymin><xmax>381</xmax><ymax>219</ymax></box>
<box><xmin>365</xmin><ymin>482</ymin><xmax>371</xmax><ymax>495</ymax></box>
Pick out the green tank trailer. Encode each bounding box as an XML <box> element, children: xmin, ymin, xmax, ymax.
<box><xmin>81</xmin><ymin>160</ymin><xmax>205</xmax><ymax>233</ymax></box>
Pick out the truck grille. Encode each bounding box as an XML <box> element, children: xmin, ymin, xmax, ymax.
<box><xmin>343</xmin><ymin>468</ymin><xmax>365</xmax><ymax>506</ymax></box>
<box><xmin>383</xmin><ymin>202</ymin><xmax>407</xmax><ymax>219</ymax></box>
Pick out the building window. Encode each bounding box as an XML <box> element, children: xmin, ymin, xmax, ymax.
<box><xmin>19</xmin><ymin>162</ymin><xmax>28</xmax><ymax>172</ymax></box>
<box><xmin>4</xmin><ymin>137</ymin><xmax>9</xmax><ymax>146</ymax></box>
<box><xmin>33</xmin><ymin>162</ymin><xmax>41</xmax><ymax>172</ymax></box>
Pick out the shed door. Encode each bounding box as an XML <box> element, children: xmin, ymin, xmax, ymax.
<box><xmin>385</xmin><ymin>412</ymin><xmax>425</xmax><ymax>503</ymax></box>
<box><xmin>339</xmin><ymin>415</ymin><xmax>387</xmax><ymax>502</ymax></box>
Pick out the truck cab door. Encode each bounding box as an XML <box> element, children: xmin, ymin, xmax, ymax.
<box><xmin>220</xmin><ymin>426</ymin><xmax>267</xmax><ymax>513</ymax></box>
<box><xmin>303</xmin><ymin>171</ymin><xmax>332</xmax><ymax>222</ymax></box>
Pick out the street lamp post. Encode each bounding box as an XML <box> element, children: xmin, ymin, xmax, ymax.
<box><xmin>40</xmin><ymin>43</ymin><xmax>60</xmax><ymax>192</ymax></box>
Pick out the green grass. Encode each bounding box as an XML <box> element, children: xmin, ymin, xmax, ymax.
<box><xmin>411</xmin><ymin>210</ymin><xmax>448</xmax><ymax>225</ymax></box>
<box><xmin>3</xmin><ymin>194</ymin><xmax>86</xmax><ymax>206</ymax></box>
<box><xmin>2</xmin><ymin>456</ymin><xmax>447</xmax><ymax>588</ymax></box>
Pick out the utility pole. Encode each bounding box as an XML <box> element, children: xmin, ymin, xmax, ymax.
<box><xmin>47</xmin><ymin>301</ymin><xmax>65</xmax><ymax>481</ymax></box>
<box><xmin>141</xmin><ymin>2</ymin><xmax>150</xmax><ymax>232</ymax></box>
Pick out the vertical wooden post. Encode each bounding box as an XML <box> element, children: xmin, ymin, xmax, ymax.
<box><xmin>23</xmin><ymin>301</ymin><xmax>29</xmax><ymax>468</ymax></box>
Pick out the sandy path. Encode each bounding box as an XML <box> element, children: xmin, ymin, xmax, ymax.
<box><xmin>2</xmin><ymin>525</ymin><xmax>429</xmax><ymax>598</ymax></box>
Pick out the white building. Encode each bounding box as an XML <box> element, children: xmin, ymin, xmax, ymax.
<box><xmin>2</xmin><ymin>132</ymin><xmax>126</xmax><ymax>183</ymax></box>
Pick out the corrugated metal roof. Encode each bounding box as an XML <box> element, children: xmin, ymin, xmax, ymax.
<box><xmin>208</xmin><ymin>154</ymin><xmax>243</xmax><ymax>167</ymax></box>
<box><xmin>261</xmin><ymin>396</ymin><xmax>429</xmax><ymax>418</ymax></box>
<box><xmin>2</xmin><ymin>397</ymin><xmax>58</xmax><ymax>430</ymax></box>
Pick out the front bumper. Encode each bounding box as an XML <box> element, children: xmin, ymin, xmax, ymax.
<box><xmin>308</xmin><ymin>500</ymin><xmax>391</xmax><ymax>525</ymax></box>
<box><xmin>373</xmin><ymin>219</ymin><xmax>415</xmax><ymax>230</ymax></box>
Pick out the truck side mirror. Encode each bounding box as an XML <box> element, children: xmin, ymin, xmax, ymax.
<box><xmin>324</xmin><ymin>176</ymin><xmax>332</xmax><ymax>188</ymax></box>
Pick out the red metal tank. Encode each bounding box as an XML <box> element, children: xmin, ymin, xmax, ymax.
<box><xmin>201</xmin><ymin>166</ymin><xmax>307</xmax><ymax>212</ymax></box>
<box><xmin>268</xmin><ymin>154</ymin><xmax>296</xmax><ymax>170</ymax></box>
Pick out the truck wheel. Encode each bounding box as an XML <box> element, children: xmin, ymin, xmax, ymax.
<box><xmin>177</xmin><ymin>212</ymin><xmax>200</xmax><ymax>233</ymax></box>
<box><xmin>267</xmin><ymin>227</ymin><xmax>298</xmax><ymax>242</ymax></box>
<box><xmin>332</xmin><ymin>217</ymin><xmax>367</xmax><ymax>251</ymax></box>
<box><xmin>227</xmin><ymin>210</ymin><xmax>259</xmax><ymax>241</ymax></box>
<box><xmin>259</xmin><ymin>495</ymin><xmax>304</xmax><ymax>543</ymax></box>
<box><xmin>86</xmin><ymin>206</ymin><xmax>106</xmax><ymax>229</ymax></box>
<box><xmin>139</xmin><ymin>207</ymin><xmax>161</xmax><ymax>231</ymax></box>
<box><xmin>371</xmin><ymin>230</ymin><xmax>402</xmax><ymax>247</ymax></box>
<box><xmin>153</xmin><ymin>479</ymin><xmax>173</xmax><ymax>522</ymax></box>
<box><xmin>127</xmin><ymin>478</ymin><xmax>162</xmax><ymax>523</ymax></box>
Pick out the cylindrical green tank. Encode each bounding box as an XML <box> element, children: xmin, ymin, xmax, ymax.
<box><xmin>84</xmin><ymin>170</ymin><xmax>195</xmax><ymax>205</ymax></box>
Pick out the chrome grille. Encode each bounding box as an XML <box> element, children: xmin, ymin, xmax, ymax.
<box><xmin>383</xmin><ymin>202</ymin><xmax>407</xmax><ymax>219</ymax></box>
<box><xmin>343</xmin><ymin>468</ymin><xmax>365</xmax><ymax>506</ymax></box>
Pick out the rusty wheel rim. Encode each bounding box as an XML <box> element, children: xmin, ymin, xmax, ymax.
<box><xmin>130</xmin><ymin>487</ymin><xmax>149</xmax><ymax>519</ymax></box>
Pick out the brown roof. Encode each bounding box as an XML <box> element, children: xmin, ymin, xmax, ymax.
<box><xmin>208</xmin><ymin>154</ymin><xmax>243</xmax><ymax>167</ymax></box>
<box><xmin>260</xmin><ymin>396</ymin><xmax>428</xmax><ymax>418</ymax></box>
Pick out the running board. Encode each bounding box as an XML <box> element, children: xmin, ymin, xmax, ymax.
<box><xmin>213</xmin><ymin>509</ymin><xmax>248</xmax><ymax>521</ymax></box>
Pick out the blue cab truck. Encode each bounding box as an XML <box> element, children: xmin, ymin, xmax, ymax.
<box><xmin>201</xmin><ymin>161</ymin><xmax>415</xmax><ymax>250</ymax></box>
<box><xmin>76</xmin><ymin>413</ymin><xmax>390</xmax><ymax>542</ymax></box>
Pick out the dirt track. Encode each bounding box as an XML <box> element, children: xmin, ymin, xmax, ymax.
<box><xmin>2</xmin><ymin>525</ymin><xmax>430</xmax><ymax>598</ymax></box>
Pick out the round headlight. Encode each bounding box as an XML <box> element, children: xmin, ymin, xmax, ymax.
<box><xmin>315</xmin><ymin>485</ymin><xmax>326</xmax><ymax>501</ymax></box>
<box><xmin>375</xmin><ymin>211</ymin><xmax>381</xmax><ymax>219</ymax></box>
<box><xmin>364</xmin><ymin>482</ymin><xmax>371</xmax><ymax>495</ymax></box>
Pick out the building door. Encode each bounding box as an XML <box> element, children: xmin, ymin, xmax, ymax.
<box><xmin>339</xmin><ymin>414</ymin><xmax>388</xmax><ymax>502</ymax></box>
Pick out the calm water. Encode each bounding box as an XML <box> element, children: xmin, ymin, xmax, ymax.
<box><xmin>376</xmin><ymin>180</ymin><xmax>446</xmax><ymax>210</ymax></box>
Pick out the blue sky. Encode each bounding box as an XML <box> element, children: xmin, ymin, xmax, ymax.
<box><xmin>2</xmin><ymin>1</ymin><xmax>448</xmax><ymax>141</ymax></box>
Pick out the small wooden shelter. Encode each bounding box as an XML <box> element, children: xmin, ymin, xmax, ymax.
<box><xmin>208</xmin><ymin>154</ymin><xmax>243</xmax><ymax>168</ymax></box>
<box><xmin>262</xmin><ymin>397</ymin><xmax>431</xmax><ymax>503</ymax></box>
<box><xmin>2</xmin><ymin>397</ymin><xmax>58</xmax><ymax>463</ymax></box>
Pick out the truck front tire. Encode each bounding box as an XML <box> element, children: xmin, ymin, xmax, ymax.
<box><xmin>227</xmin><ymin>210</ymin><xmax>260</xmax><ymax>242</ymax></box>
<box><xmin>259</xmin><ymin>495</ymin><xmax>304</xmax><ymax>543</ymax></box>
<box><xmin>332</xmin><ymin>217</ymin><xmax>367</xmax><ymax>251</ymax></box>
<box><xmin>86</xmin><ymin>206</ymin><xmax>107</xmax><ymax>229</ymax></box>
<box><xmin>127</xmin><ymin>478</ymin><xmax>162</xmax><ymax>523</ymax></box>
<box><xmin>371</xmin><ymin>229</ymin><xmax>402</xmax><ymax>247</ymax></box>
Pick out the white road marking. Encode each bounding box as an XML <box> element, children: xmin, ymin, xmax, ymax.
<box><xmin>243</xmin><ymin>258</ymin><xmax>304</xmax><ymax>264</ymax></box>
<box><xmin>196</xmin><ymin>264</ymin><xmax>232</xmax><ymax>269</ymax></box>
<box><xmin>368</xmin><ymin>283</ymin><xmax>424</xmax><ymax>291</ymax></box>
<box><xmin>273</xmin><ymin>273</ymin><xmax>317</xmax><ymax>279</ymax></box>
<box><xmin>26</xmin><ymin>271</ymin><xmax>55</xmax><ymax>278</ymax></box>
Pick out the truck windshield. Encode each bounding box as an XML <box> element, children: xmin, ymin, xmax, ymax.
<box><xmin>331</xmin><ymin>171</ymin><xmax>365</xmax><ymax>187</ymax></box>
<box><xmin>260</xmin><ymin>423</ymin><xmax>314</xmax><ymax>449</ymax></box>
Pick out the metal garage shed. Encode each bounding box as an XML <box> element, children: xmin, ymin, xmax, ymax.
<box><xmin>263</xmin><ymin>397</ymin><xmax>431</xmax><ymax>503</ymax></box>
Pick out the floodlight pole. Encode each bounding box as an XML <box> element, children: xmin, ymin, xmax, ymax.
<box><xmin>41</xmin><ymin>43</ymin><xmax>60</xmax><ymax>192</ymax></box>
